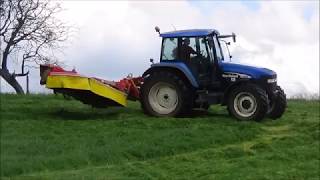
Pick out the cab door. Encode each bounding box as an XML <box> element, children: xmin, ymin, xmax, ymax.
<box><xmin>189</xmin><ymin>37</ymin><xmax>213</xmax><ymax>86</ymax></box>
<box><xmin>177</xmin><ymin>37</ymin><xmax>213</xmax><ymax>87</ymax></box>
<box><xmin>197</xmin><ymin>37</ymin><xmax>213</xmax><ymax>84</ymax></box>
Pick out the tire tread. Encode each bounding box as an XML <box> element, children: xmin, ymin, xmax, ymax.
<box><xmin>268</xmin><ymin>86</ymin><xmax>287</xmax><ymax>119</ymax></box>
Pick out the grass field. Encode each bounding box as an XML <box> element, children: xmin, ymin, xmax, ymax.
<box><xmin>1</xmin><ymin>94</ymin><xmax>319</xmax><ymax>179</ymax></box>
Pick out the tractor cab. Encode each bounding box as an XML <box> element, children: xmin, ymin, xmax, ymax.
<box><xmin>159</xmin><ymin>29</ymin><xmax>222</xmax><ymax>87</ymax></box>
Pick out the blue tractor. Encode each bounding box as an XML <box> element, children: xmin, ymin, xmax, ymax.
<box><xmin>140</xmin><ymin>27</ymin><xmax>286</xmax><ymax>121</ymax></box>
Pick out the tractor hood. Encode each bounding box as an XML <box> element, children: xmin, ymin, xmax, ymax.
<box><xmin>219</xmin><ymin>62</ymin><xmax>276</xmax><ymax>79</ymax></box>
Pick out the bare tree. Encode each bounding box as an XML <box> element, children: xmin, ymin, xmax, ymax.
<box><xmin>0</xmin><ymin>0</ymin><xmax>69</xmax><ymax>94</ymax></box>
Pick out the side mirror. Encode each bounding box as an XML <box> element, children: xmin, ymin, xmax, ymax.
<box><xmin>150</xmin><ymin>58</ymin><xmax>154</xmax><ymax>64</ymax></box>
<box><xmin>232</xmin><ymin>32</ymin><xmax>236</xmax><ymax>43</ymax></box>
<box><xmin>155</xmin><ymin>26</ymin><xmax>160</xmax><ymax>35</ymax></box>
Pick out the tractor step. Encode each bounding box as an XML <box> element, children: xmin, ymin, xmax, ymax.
<box><xmin>196</xmin><ymin>91</ymin><xmax>224</xmax><ymax>105</ymax></box>
<box><xmin>209</xmin><ymin>81</ymin><xmax>222</xmax><ymax>89</ymax></box>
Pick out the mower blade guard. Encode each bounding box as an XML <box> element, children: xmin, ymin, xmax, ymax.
<box><xmin>40</xmin><ymin>64</ymin><xmax>128</xmax><ymax>107</ymax></box>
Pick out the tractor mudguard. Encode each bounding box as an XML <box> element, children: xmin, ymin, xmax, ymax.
<box><xmin>142</xmin><ymin>62</ymin><xmax>199</xmax><ymax>88</ymax></box>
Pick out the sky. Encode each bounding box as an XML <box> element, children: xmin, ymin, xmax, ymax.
<box><xmin>1</xmin><ymin>0</ymin><xmax>319</xmax><ymax>97</ymax></box>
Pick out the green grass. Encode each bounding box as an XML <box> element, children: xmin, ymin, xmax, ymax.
<box><xmin>1</xmin><ymin>94</ymin><xmax>319</xmax><ymax>179</ymax></box>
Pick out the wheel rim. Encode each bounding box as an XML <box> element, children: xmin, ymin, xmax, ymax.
<box><xmin>233</xmin><ymin>92</ymin><xmax>257</xmax><ymax>118</ymax></box>
<box><xmin>148</xmin><ymin>82</ymin><xmax>178</xmax><ymax>115</ymax></box>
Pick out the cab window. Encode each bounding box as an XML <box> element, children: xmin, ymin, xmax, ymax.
<box><xmin>199</xmin><ymin>37</ymin><xmax>209</xmax><ymax>59</ymax></box>
<box><xmin>161</xmin><ymin>38</ymin><xmax>178</xmax><ymax>60</ymax></box>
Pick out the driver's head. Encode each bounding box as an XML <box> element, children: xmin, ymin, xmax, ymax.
<box><xmin>183</xmin><ymin>38</ymin><xmax>190</xmax><ymax>45</ymax></box>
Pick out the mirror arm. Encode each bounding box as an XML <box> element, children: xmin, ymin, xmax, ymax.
<box><xmin>218</xmin><ymin>33</ymin><xmax>237</xmax><ymax>43</ymax></box>
<box><xmin>220</xmin><ymin>40</ymin><xmax>232</xmax><ymax>61</ymax></box>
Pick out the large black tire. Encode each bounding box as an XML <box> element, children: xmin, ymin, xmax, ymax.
<box><xmin>140</xmin><ymin>71</ymin><xmax>194</xmax><ymax>117</ymax></box>
<box><xmin>268</xmin><ymin>86</ymin><xmax>287</xmax><ymax>119</ymax></box>
<box><xmin>227</xmin><ymin>84</ymin><xmax>268</xmax><ymax>121</ymax></box>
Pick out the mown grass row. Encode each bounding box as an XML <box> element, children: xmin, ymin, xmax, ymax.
<box><xmin>1</xmin><ymin>94</ymin><xmax>319</xmax><ymax>179</ymax></box>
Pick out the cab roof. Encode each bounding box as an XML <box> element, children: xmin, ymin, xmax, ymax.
<box><xmin>160</xmin><ymin>29</ymin><xmax>219</xmax><ymax>38</ymax></box>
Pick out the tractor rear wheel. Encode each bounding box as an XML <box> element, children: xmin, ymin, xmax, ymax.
<box><xmin>140</xmin><ymin>71</ymin><xmax>194</xmax><ymax>117</ymax></box>
<box><xmin>267</xmin><ymin>86</ymin><xmax>287</xmax><ymax>119</ymax></box>
<box><xmin>227</xmin><ymin>84</ymin><xmax>268</xmax><ymax>121</ymax></box>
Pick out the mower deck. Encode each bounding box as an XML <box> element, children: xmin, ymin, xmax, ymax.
<box><xmin>46</xmin><ymin>73</ymin><xmax>128</xmax><ymax>107</ymax></box>
<box><xmin>40</xmin><ymin>64</ymin><xmax>142</xmax><ymax>108</ymax></box>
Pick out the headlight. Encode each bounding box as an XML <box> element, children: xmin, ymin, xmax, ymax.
<box><xmin>267</xmin><ymin>78</ymin><xmax>277</xmax><ymax>83</ymax></box>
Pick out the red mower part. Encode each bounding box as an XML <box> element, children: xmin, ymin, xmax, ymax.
<box><xmin>116</xmin><ymin>76</ymin><xmax>143</xmax><ymax>100</ymax></box>
<box><xmin>40</xmin><ymin>64</ymin><xmax>78</xmax><ymax>84</ymax></box>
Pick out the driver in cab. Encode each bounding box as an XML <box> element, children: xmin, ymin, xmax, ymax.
<box><xmin>180</xmin><ymin>38</ymin><xmax>197</xmax><ymax>62</ymax></box>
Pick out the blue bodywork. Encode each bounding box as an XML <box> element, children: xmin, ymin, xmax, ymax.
<box><xmin>219</xmin><ymin>62</ymin><xmax>276</xmax><ymax>79</ymax></box>
<box><xmin>160</xmin><ymin>29</ymin><xmax>219</xmax><ymax>38</ymax></box>
<box><xmin>147</xmin><ymin>61</ymin><xmax>276</xmax><ymax>88</ymax></box>
<box><xmin>147</xmin><ymin>29</ymin><xmax>276</xmax><ymax>88</ymax></box>
<box><xmin>148</xmin><ymin>62</ymin><xmax>199</xmax><ymax>88</ymax></box>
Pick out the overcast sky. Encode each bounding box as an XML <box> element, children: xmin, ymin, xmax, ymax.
<box><xmin>1</xmin><ymin>0</ymin><xmax>319</xmax><ymax>97</ymax></box>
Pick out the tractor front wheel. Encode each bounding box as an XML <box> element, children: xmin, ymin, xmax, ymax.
<box><xmin>227</xmin><ymin>84</ymin><xmax>268</xmax><ymax>121</ymax></box>
<box><xmin>267</xmin><ymin>86</ymin><xmax>287</xmax><ymax>119</ymax></box>
<box><xmin>140</xmin><ymin>71</ymin><xmax>194</xmax><ymax>117</ymax></box>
